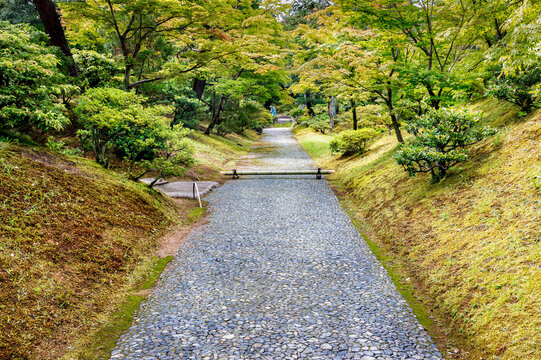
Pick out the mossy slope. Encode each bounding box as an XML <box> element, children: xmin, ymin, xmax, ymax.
<box><xmin>0</xmin><ymin>143</ymin><xmax>179</xmax><ymax>359</ymax></box>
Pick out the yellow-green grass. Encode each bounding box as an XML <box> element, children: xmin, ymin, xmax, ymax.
<box><xmin>293</xmin><ymin>127</ymin><xmax>334</xmax><ymax>160</ymax></box>
<box><xmin>186</xmin><ymin>131</ymin><xmax>259</xmax><ymax>180</ymax></box>
<box><xmin>70</xmin><ymin>255</ymin><xmax>174</xmax><ymax>360</ymax></box>
<box><xmin>0</xmin><ymin>143</ymin><xmax>189</xmax><ymax>359</ymax></box>
<box><xmin>296</xmin><ymin>103</ymin><xmax>541</xmax><ymax>359</ymax></box>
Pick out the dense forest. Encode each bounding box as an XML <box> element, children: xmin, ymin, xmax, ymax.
<box><xmin>1</xmin><ymin>0</ymin><xmax>540</xmax><ymax>359</ymax></box>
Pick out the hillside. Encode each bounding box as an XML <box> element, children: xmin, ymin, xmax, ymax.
<box><xmin>295</xmin><ymin>99</ymin><xmax>541</xmax><ymax>359</ymax></box>
<box><xmin>0</xmin><ymin>131</ymin><xmax>255</xmax><ymax>359</ymax></box>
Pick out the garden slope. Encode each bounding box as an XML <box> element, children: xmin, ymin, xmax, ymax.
<box><xmin>0</xmin><ymin>144</ymin><xmax>181</xmax><ymax>359</ymax></box>
<box><xmin>296</xmin><ymin>100</ymin><xmax>540</xmax><ymax>359</ymax></box>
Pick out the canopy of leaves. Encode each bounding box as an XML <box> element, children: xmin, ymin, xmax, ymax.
<box><xmin>0</xmin><ymin>21</ymin><xmax>76</xmax><ymax>133</ymax></box>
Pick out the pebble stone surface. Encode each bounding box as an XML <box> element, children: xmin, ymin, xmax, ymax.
<box><xmin>111</xmin><ymin>128</ymin><xmax>443</xmax><ymax>360</ymax></box>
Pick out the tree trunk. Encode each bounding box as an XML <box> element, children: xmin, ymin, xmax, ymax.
<box><xmin>204</xmin><ymin>95</ymin><xmax>225</xmax><ymax>135</ymax></box>
<box><xmin>193</xmin><ymin>78</ymin><xmax>207</xmax><ymax>100</ymax></box>
<box><xmin>390</xmin><ymin>113</ymin><xmax>403</xmax><ymax>143</ymax></box>
<box><xmin>350</xmin><ymin>99</ymin><xmax>357</xmax><ymax>130</ymax></box>
<box><xmin>386</xmin><ymin>88</ymin><xmax>404</xmax><ymax>143</ymax></box>
<box><xmin>306</xmin><ymin>101</ymin><xmax>315</xmax><ymax>116</ymax></box>
<box><xmin>327</xmin><ymin>98</ymin><xmax>334</xmax><ymax>130</ymax></box>
<box><xmin>426</xmin><ymin>84</ymin><xmax>441</xmax><ymax>109</ymax></box>
<box><xmin>33</xmin><ymin>0</ymin><xmax>78</xmax><ymax>77</ymax></box>
<box><xmin>123</xmin><ymin>63</ymin><xmax>133</xmax><ymax>91</ymax></box>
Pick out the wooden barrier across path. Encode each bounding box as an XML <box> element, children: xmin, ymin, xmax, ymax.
<box><xmin>220</xmin><ymin>168</ymin><xmax>334</xmax><ymax>179</ymax></box>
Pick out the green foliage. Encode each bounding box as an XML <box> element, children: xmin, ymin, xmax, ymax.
<box><xmin>73</xmin><ymin>49</ymin><xmax>121</xmax><ymax>89</ymax></box>
<box><xmin>0</xmin><ymin>0</ymin><xmax>41</xmax><ymax>27</ymax></box>
<box><xmin>308</xmin><ymin>116</ymin><xmax>331</xmax><ymax>134</ymax></box>
<box><xmin>46</xmin><ymin>136</ymin><xmax>83</xmax><ymax>156</ymax></box>
<box><xmin>289</xmin><ymin>108</ymin><xmax>305</xmax><ymax>119</ymax></box>
<box><xmin>172</xmin><ymin>95</ymin><xmax>203</xmax><ymax>130</ymax></box>
<box><xmin>74</xmin><ymin>88</ymin><xmax>193</xmax><ymax>179</ymax></box>
<box><xmin>395</xmin><ymin>108</ymin><xmax>497</xmax><ymax>182</ymax></box>
<box><xmin>488</xmin><ymin>67</ymin><xmax>541</xmax><ymax>112</ymax></box>
<box><xmin>150</xmin><ymin>82</ymin><xmax>205</xmax><ymax>130</ymax></box>
<box><xmin>218</xmin><ymin>100</ymin><xmax>271</xmax><ymax>135</ymax></box>
<box><xmin>0</xmin><ymin>22</ymin><xmax>76</xmax><ymax>133</ymax></box>
<box><xmin>329</xmin><ymin>128</ymin><xmax>379</xmax><ymax>155</ymax></box>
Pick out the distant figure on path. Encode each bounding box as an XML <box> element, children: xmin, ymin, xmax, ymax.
<box><xmin>270</xmin><ymin>105</ymin><xmax>276</xmax><ymax>122</ymax></box>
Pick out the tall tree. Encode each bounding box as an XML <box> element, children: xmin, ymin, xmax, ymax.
<box><xmin>32</xmin><ymin>0</ymin><xmax>78</xmax><ymax>76</ymax></box>
<box><xmin>62</xmin><ymin>0</ymin><xmax>235</xmax><ymax>90</ymax></box>
<box><xmin>341</xmin><ymin>0</ymin><xmax>489</xmax><ymax>110</ymax></box>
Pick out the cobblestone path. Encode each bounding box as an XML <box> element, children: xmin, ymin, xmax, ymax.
<box><xmin>112</xmin><ymin>128</ymin><xmax>443</xmax><ymax>360</ymax></box>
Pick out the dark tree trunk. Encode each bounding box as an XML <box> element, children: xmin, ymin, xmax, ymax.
<box><xmin>123</xmin><ymin>64</ymin><xmax>133</xmax><ymax>91</ymax></box>
<box><xmin>386</xmin><ymin>88</ymin><xmax>404</xmax><ymax>143</ymax></box>
<box><xmin>350</xmin><ymin>99</ymin><xmax>357</xmax><ymax>130</ymax></box>
<box><xmin>33</xmin><ymin>0</ymin><xmax>78</xmax><ymax>77</ymax></box>
<box><xmin>390</xmin><ymin>113</ymin><xmax>403</xmax><ymax>143</ymax></box>
<box><xmin>204</xmin><ymin>95</ymin><xmax>225</xmax><ymax>135</ymax></box>
<box><xmin>193</xmin><ymin>78</ymin><xmax>207</xmax><ymax>100</ymax></box>
<box><xmin>306</xmin><ymin>101</ymin><xmax>315</xmax><ymax>116</ymax></box>
<box><xmin>327</xmin><ymin>97</ymin><xmax>334</xmax><ymax>130</ymax></box>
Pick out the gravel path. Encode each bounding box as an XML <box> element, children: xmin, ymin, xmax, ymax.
<box><xmin>111</xmin><ymin>128</ymin><xmax>443</xmax><ymax>360</ymax></box>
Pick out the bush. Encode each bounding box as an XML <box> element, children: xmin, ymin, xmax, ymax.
<box><xmin>329</xmin><ymin>128</ymin><xmax>379</xmax><ymax>155</ymax></box>
<box><xmin>218</xmin><ymin>100</ymin><xmax>270</xmax><ymax>135</ymax></box>
<box><xmin>73</xmin><ymin>49</ymin><xmax>121</xmax><ymax>89</ymax></box>
<box><xmin>289</xmin><ymin>108</ymin><xmax>304</xmax><ymax>119</ymax></box>
<box><xmin>172</xmin><ymin>95</ymin><xmax>204</xmax><ymax>130</ymax></box>
<box><xmin>296</xmin><ymin>115</ymin><xmax>311</xmax><ymax>127</ymax></box>
<box><xmin>75</xmin><ymin>88</ymin><xmax>193</xmax><ymax>181</ymax></box>
<box><xmin>395</xmin><ymin>108</ymin><xmax>497</xmax><ymax>183</ymax></box>
<box><xmin>489</xmin><ymin>67</ymin><xmax>541</xmax><ymax>112</ymax></box>
<box><xmin>309</xmin><ymin>117</ymin><xmax>331</xmax><ymax>134</ymax></box>
<box><xmin>0</xmin><ymin>22</ymin><xmax>77</xmax><ymax>133</ymax></box>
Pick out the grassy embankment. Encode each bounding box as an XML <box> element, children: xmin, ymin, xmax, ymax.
<box><xmin>0</xmin><ymin>131</ymin><xmax>255</xmax><ymax>359</ymax></box>
<box><xmin>294</xmin><ymin>98</ymin><xmax>540</xmax><ymax>360</ymax></box>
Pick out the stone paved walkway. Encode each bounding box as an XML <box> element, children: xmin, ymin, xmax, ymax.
<box><xmin>111</xmin><ymin>128</ymin><xmax>443</xmax><ymax>359</ymax></box>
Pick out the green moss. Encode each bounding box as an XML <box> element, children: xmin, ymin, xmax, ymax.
<box><xmin>0</xmin><ymin>143</ymin><xmax>179</xmax><ymax>359</ymax></box>
<box><xmin>76</xmin><ymin>256</ymin><xmax>174</xmax><ymax>360</ymax></box>
<box><xmin>187</xmin><ymin>207</ymin><xmax>206</xmax><ymax>224</ymax></box>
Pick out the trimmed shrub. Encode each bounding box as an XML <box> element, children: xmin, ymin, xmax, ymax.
<box><xmin>489</xmin><ymin>67</ymin><xmax>541</xmax><ymax>113</ymax></box>
<box><xmin>395</xmin><ymin>108</ymin><xmax>497</xmax><ymax>183</ymax></box>
<box><xmin>329</xmin><ymin>128</ymin><xmax>379</xmax><ymax>155</ymax></box>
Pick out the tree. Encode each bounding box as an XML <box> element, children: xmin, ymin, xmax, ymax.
<box><xmin>0</xmin><ymin>22</ymin><xmax>76</xmax><ymax>134</ymax></box>
<box><xmin>191</xmin><ymin>1</ymin><xmax>289</xmax><ymax>134</ymax></box>
<box><xmin>282</xmin><ymin>0</ymin><xmax>331</xmax><ymax>29</ymax></box>
<box><xmin>484</xmin><ymin>1</ymin><xmax>541</xmax><ymax>74</ymax></box>
<box><xmin>61</xmin><ymin>0</ymin><xmax>241</xmax><ymax>90</ymax></box>
<box><xmin>394</xmin><ymin>108</ymin><xmax>496</xmax><ymax>183</ymax></box>
<box><xmin>341</xmin><ymin>0</ymin><xmax>489</xmax><ymax>111</ymax></box>
<box><xmin>75</xmin><ymin>87</ymin><xmax>192</xmax><ymax>176</ymax></box>
<box><xmin>489</xmin><ymin>67</ymin><xmax>541</xmax><ymax>112</ymax></box>
<box><xmin>32</xmin><ymin>0</ymin><xmax>78</xmax><ymax>76</ymax></box>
